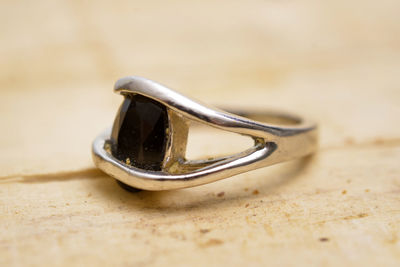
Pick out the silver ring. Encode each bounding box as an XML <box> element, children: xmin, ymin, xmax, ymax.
<box><xmin>92</xmin><ymin>76</ymin><xmax>318</xmax><ymax>191</ymax></box>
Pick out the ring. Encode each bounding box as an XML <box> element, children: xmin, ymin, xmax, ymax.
<box><xmin>92</xmin><ymin>76</ymin><xmax>318</xmax><ymax>191</ymax></box>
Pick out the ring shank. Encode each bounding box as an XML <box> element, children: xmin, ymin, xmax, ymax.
<box><xmin>191</xmin><ymin>108</ymin><xmax>318</xmax><ymax>169</ymax></box>
<box><xmin>222</xmin><ymin>109</ymin><xmax>303</xmax><ymax>126</ymax></box>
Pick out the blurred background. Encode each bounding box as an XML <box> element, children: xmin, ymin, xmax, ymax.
<box><xmin>1</xmin><ymin>0</ymin><xmax>399</xmax><ymax>176</ymax></box>
<box><xmin>1</xmin><ymin>2</ymin><xmax>400</xmax><ymax>266</ymax></box>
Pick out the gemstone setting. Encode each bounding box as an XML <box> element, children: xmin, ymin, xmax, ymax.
<box><xmin>110</xmin><ymin>94</ymin><xmax>169</xmax><ymax>171</ymax></box>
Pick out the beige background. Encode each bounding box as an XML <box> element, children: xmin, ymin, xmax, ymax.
<box><xmin>1</xmin><ymin>0</ymin><xmax>400</xmax><ymax>266</ymax></box>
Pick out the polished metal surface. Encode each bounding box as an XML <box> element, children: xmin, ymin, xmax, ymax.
<box><xmin>92</xmin><ymin>76</ymin><xmax>318</xmax><ymax>190</ymax></box>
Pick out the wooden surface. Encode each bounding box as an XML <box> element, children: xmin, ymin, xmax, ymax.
<box><xmin>1</xmin><ymin>0</ymin><xmax>400</xmax><ymax>266</ymax></box>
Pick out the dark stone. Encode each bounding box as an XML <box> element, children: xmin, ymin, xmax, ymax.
<box><xmin>110</xmin><ymin>94</ymin><xmax>168</xmax><ymax>171</ymax></box>
<box><xmin>115</xmin><ymin>180</ymin><xmax>142</xmax><ymax>193</ymax></box>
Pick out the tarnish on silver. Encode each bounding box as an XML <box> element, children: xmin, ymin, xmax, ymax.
<box><xmin>92</xmin><ymin>76</ymin><xmax>318</xmax><ymax>190</ymax></box>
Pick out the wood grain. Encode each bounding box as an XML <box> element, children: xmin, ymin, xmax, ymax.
<box><xmin>1</xmin><ymin>0</ymin><xmax>400</xmax><ymax>266</ymax></box>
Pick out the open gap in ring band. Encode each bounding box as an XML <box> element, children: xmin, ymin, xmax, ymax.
<box><xmin>185</xmin><ymin>120</ymin><xmax>255</xmax><ymax>161</ymax></box>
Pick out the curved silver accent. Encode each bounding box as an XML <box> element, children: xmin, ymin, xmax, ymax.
<box><xmin>92</xmin><ymin>76</ymin><xmax>318</xmax><ymax>190</ymax></box>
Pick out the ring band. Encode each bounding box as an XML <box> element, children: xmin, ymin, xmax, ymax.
<box><xmin>92</xmin><ymin>76</ymin><xmax>318</xmax><ymax>191</ymax></box>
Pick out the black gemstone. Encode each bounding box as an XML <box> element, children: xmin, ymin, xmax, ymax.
<box><xmin>116</xmin><ymin>180</ymin><xmax>142</xmax><ymax>193</ymax></box>
<box><xmin>110</xmin><ymin>94</ymin><xmax>168</xmax><ymax>171</ymax></box>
